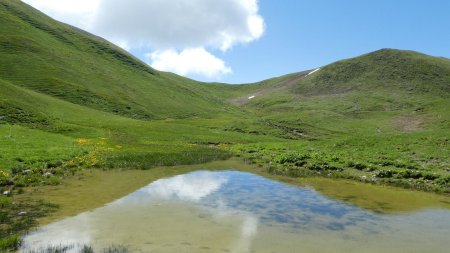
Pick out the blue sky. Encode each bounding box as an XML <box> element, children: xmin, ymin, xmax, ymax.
<box><xmin>23</xmin><ymin>0</ymin><xmax>450</xmax><ymax>84</ymax></box>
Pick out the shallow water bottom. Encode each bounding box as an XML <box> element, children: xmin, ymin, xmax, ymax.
<box><xmin>21</xmin><ymin>169</ymin><xmax>450</xmax><ymax>253</ymax></box>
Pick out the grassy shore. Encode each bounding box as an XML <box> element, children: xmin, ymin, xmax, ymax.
<box><xmin>2</xmin><ymin>158</ymin><xmax>450</xmax><ymax>251</ymax></box>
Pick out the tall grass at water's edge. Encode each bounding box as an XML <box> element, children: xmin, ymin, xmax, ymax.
<box><xmin>20</xmin><ymin>244</ymin><xmax>129</xmax><ymax>253</ymax></box>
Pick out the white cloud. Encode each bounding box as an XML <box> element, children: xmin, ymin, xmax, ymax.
<box><xmin>91</xmin><ymin>0</ymin><xmax>264</xmax><ymax>51</ymax></box>
<box><xmin>22</xmin><ymin>0</ymin><xmax>265</xmax><ymax>80</ymax></box>
<box><xmin>148</xmin><ymin>48</ymin><xmax>232</xmax><ymax>79</ymax></box>
<box><xmin>22</xmin><ymin>0</ymin><xmax>99</xmax><ymax>29</ymax></box>
<box><xmin>142</xmin><ymin>171</ymin><xmax>228</xmax><ymax>202</ymax></box>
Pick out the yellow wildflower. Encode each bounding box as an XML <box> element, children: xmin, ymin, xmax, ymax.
<box><xmin>75</xmin><ymin>138</ymin><xmax>91</xmax><ymax>145</ymax></box>
<box><xmin>0</xmin><ymin>170</ymin><xmax>10</xmax><ymax>177</ymax></box>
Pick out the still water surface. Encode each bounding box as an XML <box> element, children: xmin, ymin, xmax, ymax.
<box><xmin>21</xmin><ymin>170</ymin><xmax>450</xmax><ymax>253</ymax></box>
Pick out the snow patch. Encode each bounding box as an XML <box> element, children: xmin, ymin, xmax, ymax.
<box><xmin>307</xmin><ymin>68</ymin><xmax>321</xmax><ymax>76</ymax></box>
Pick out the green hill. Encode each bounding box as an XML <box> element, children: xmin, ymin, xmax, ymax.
<box><xmin>297</xmin><ymin>49</ymin><xmax>450</xmax><ymax>95</ymax></box>
<box><xmin>230</xmin><ymin>49</ymin><xmax>450</xmax><ymax>136</ymax></box>
<box><xmin>0</xmin><ymin>0</ymin><xmax>233</xmax><ymax>120</ymax></box>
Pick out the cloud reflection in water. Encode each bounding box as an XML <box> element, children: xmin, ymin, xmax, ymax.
<box><xmin>20</xmin><ymin>170</ymin><xmax>450</xmax><ymax>253</ymax></box>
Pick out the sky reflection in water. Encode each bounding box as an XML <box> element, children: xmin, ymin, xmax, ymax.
<box><xmin>21</xmin><ymin>171</ymin><xmax>450</xmax><ymax>253</ymax></box>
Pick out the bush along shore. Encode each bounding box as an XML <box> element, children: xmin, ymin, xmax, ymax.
<box><xmin>230</xmin><ymin>144</ymin><xmax>450</xmax><ymax>194</ymax></box>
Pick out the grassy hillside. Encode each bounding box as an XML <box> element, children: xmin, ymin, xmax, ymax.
<box><xmin>0</xmin><ymin>0</ymin><xmax>234</xmax><ymax>120</ymax></box>
<box><xmin>229</xmin><ymin>49</ymin><xmax>450</xmax><ymax>135</ymax></box>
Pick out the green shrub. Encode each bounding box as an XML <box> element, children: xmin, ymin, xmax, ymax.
<box><xmin>0</xmin><ymin>196</ymin><xmax>11</xmax><ymax>208</ymax></box>
<box><xmin>398</xmin><ymin>170</ymin><xmax>423</xmax><ymax>179</ymax></box>
<box><xmin>436</xmin><ymin>175</ymin><xmax>450</xmax><ymax>186</ymax></box>
<box><xmin>376</xmin><ymin>170</ymin><xmax>396</xmax><ymax>178</ymax></box>
<box><xmin>307</xmin><ymin>163</ymin><xmax>324</xmax><ymax>171</ymax></box>
<box><xmin>81</xmin><ymin>245</ymin><xmax>94</xmax><ymax>253</ymax></box>
<box><xmin>275</xmin><ymin>152</ymin><xmax>310</xmax><ymax>165</ymax></box>
<box><xmin>0</xmin><ymin>235</ymin><xmax>21</xmax><ymax>251</ymax></box>
<box><xmin>46</xmin><ymin>176</ymin><xmax>62</xmax><ymax>185</ymax></box>
<box><xmin>421</xmin><ymin>173</ymin><xmax>438</xmax><ymax>181</ymax></box>
<box><xmin>102</xmin><ymin>245</ymin><xmax>129</xmax><ymax>253</ymax></box>
<box><xmin>348</xmin><ymin>162</ymin><xmax>367</xmax><ymax>170</ymax></box>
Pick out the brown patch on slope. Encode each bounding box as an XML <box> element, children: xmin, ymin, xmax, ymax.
<box><xmin>393</xmin><ymin>115</ymin><xmax>425</xmax><ymax>132</ymax></box>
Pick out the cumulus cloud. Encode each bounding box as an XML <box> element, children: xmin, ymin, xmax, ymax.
<box><xmin>142</xmin><ymin>171</ymin><xmax>229</xmax><ymax>202</ymax></box>
<box><xmin>22</xmin><ymin>0</ymin><xmax>265</xmax><ymax>80</ymax></box>
<box><xmin>22</xmin><ymin>0</ymin><xmax>99</xmax><ymax>29</ymax></box>
<box><xmin>148</xmin><ymin>48</ymin><xmax>232</xmax><ymax>78</ymax></box>
<box><xmin>92</xmin><ymin>0</ymin><xmax>265</xmax><ymax>51</ymax></box>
